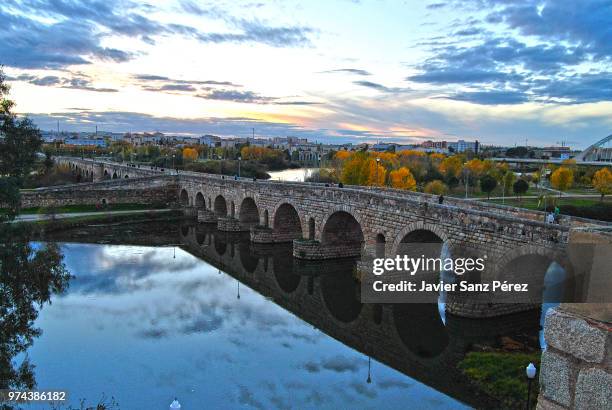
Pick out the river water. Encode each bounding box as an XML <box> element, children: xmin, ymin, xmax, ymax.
<box><xmin>268</xmin><ymin>168</ymin><xmax>317</xmax><ymax>182</ymax></box>
<box><xmin>8</xmin><ymin>222</ymin><xmax>545</xmax><ymax>409</ymax></box>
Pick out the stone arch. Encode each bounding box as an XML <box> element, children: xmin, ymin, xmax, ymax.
<box><xmin>239</xmin><ymin>197</ymin><xmax>259</xmax><ymax>226</ymax></box>
<box><xmin>124</xmin><ymin>174</ymin><xmax>129</xmax><ymax>178</ymax></box>
<box><xmin>195</xmin><ymin>192</ymin><xmax>205</xmax><ymax>208</ymax></box>
<box><xmin>214</xmin><ymin>195</ymin><xmax>228</xmax><ymax>217</ymax></box>
<box><xmin>393</xmin><ymin>304</ymin><xmax>449</xmax><ymax>359</ymax></box>
<box><xmin>273</xmin><ymin>203</ymin><xmax>303</xmax><ymax>242</ymax></box>
<box><xmin>179</xmin><ymin>189</ymin><xmax>189</xmax><ymax>206</ymax></box>
<box><xmin>320</xmin><ymin>272</ymin><xmax>363</xmax><ymax>323</ymax></box>
<box><xmin>392</xmin><ymin>222</ymin><xmax>450</xmax><ymax>256</ymax></box>
<box><xmin>492</xmin><ymin>245</ymin><xmax>576</xmax><ymax>304</ymax></box>
<box><xmin>321</xmin><ymin>210</ymin><xmax>364</xmax><ymax>256</ymax></box>
<box><xmin>112</xmin><ymin>171</ymin><xmax>118</xmax><ymax>179</ymax></box>
<box><xmin>273</xmin><ymin>251</ymin><xmax>301</xmax><ymax>293</ymax></box>
<box><xmin>239</xmin><ymin>242</ymin><xmax>259</xmax><ymax>273</ymax></box>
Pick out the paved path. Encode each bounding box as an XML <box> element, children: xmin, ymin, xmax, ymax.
<box><xmin>11</xmin><ymin>208</ymin><xmax>171</xmax><ymax>223</ymax></box>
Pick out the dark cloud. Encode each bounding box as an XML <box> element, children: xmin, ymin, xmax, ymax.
<box><xmin>133</xmin><ymin>74</ymin><xmax>241</xmax><ymax>87</ymax></box>
<box><xmin>143</xmin><ymin>84</ymin><xmax>198</xmax><ymax>92</ymax></box>
<box><xmin>0</xmin><ymin>0</ymin><xmax>315</xmax><ymax>69</ymax></box>
<box><xmin>302</xmin><ymin>361</ymin><xmax>320</xmax><ymax>373</ymax></box>
<box><xmin>348</xmin><ymin>381</ymin><xmax>377</xmax><ymax>399</ymax></box>
<box><xmin>300</xmin><ymin>355</ymin><xmax>361</xmax><ymax>374</ymax></box>
<box><xmin>196</xmin><ymin>89</ymin><xmax>273</xmax><ymax>104</ymax></box>
<box><xmin>414</xmin><ymin>0</ymin><xmax>612</xmax><ymax>104</ymax></box>
<box><xmin>426</xmin><ymin>2</ymin><xmax>448</xmax><ymax>9</ymax></box>
<box><xmin>482</xmin><ymin>0</ymin><xmax>612</xmax><ymax>59</ymax></box>
<box><xmin>0</xmin><ymin>8</ymin><xmax>133</xmax><ymax>69</ymax></box>
<box><xmin>237</xmin><ymin>386</ymin><xmax>265</xmax><ymax>410</ymax></box>
<box><xmin>320</xmin><ymin>355</ymin><xmax>361</xmax><ymax>373</ymax></box>
<box><xmin>10</xmin><ymin>72</ymin><xmax>118</xmax><ymax>92</ymax></box>
<box><xmin>353</xmin><ymin>80</ymin><xmax>410</xmax><ymax>93</ymax></box>
<box><xmin>196</xmin><ymin>20</ymin><xmax>315</xmax><ymax>47</ymax></box>
<box><xmin>273</xmin><ymin>101</ymin><xmax>322</xmax><ymax>105</ymax></box>
<box><xmin>445</xmin><ymin>89</ymin><xmax>528</xmax><ymax>105</ymax></box>
<box><xmin>376</xmin><ymin>378</ymin><xmax>413</xmax><ymax>390</ymax></box>
<box><xmin>322</xmin><ymin>68</ymin><xmax>372</xmax><ymax>76</ymax></box>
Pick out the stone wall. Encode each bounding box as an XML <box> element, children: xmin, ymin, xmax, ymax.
<box><xmin>13</xmin><ymin>176</ymin><xmax>179</xmax><ymax>209</ymax></box>
<box><xmin>538</xmin><ymin>305</ymin><xmax>611</xmax><ymax>409</ymax></box>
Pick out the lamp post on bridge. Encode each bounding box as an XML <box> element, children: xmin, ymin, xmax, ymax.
<box><xmin>525</xmin><ymin>363</ymin><xmax>537</xmax><ymax>409</ymax></box>
<box><xmin>238</xmin><ymin>156</ymin><xmax>241</xmax><ymax>178</ymax></box>
<box><xmin>376</xmin><ymin>157</ymin><xmax>380</xmax><ymax>186</ymax></box>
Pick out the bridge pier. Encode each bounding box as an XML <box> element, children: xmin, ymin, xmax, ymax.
<box><xmin>217</xmin><ymin>217</ymin><xmax>244</xmax><ymax>232</ymax></box>
<box><xmin>293</xmin><ymin>239</ymin><xmax>362</xmax><ymax>260</ymax></box>
<box><xmin>197</xmin><ymin>209</ymin><xmax>217</xmax><ymax>223</ymax></box>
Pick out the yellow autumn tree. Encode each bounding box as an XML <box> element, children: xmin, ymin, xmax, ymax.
<box><xmin>341</xmin><ymin>152</ymin><xmax>369</xmax><ymax>185</ymax></box>
<box><xmin>182</xmin><ymin>147</ymin><xmax>198</xmax><ymax>162</ymax></box>
<box><xmin>389</xmin><ymin>167</ymin><xmax>416</xmax><ymax>190</ymax></box>
<box><xmin>464</xmin><ymin>158</ymin><xmax>485</xmax><ymax>178</ymax></box>
<box><xmin>592</xmin><ymin>167</ymin><xmax>612</xmax><ymax>201</ymax></box>
<box><xmin>439</xmin><ymin>155</ymin><xmax>463</xmax><ymax>178</ymax></box>
<box><xmin>424</xmin><ymin>180</ymin><xmax>448</xmax><ymax>195</ymax></box>
<box><xmin>365</xmin><ymin>158</ymin><xmax>387</xmax><ymax>186</ymax></box>
<box><xmin>335</xmin><ymin>151</ymin><xmax>352</xmax><ymax>161</ymax></box>
<box><xmin>550</xmin><ymin>166</ymin><xmax>574</xmax><ymax>195</ymax></box>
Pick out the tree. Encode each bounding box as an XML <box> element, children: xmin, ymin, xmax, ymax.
<box><xmin>389</xmin><ymin>167</ymin><xmax>416</xmax><ymax>190</ymax></box>
<box><xmin>550</xmin><ymin>166</ymin><xmax>574</xmax><ymax>196</ymax></box>
<box><xmin>424</xmin><ymin>180</ymin><xmax>448</xmax><ymax>195</ymax></box>
<box><xmin>592</xmin><ymin>168</ymin><xmax>612</xmax><ymax>201</ymax></box>
<box><xmin>513</xmin><ymin>179</ymin><xmax>529</xmax><ymax>201</ymax></box>
<box><xmin>0</xmin><ymin>70</ymin><xmax>42</xmax><ymax>178</ymax></box>
<box><xmin>439</xmin><ymin>156</ymin><xmax>463</xmax><ymax>179</ymax></box>
<box><xmin>502</xmin><ymin>171</ymin><xmax>516</xmax><ymax>195</ymax></box>
<box><xmin>182</xmin><ymin>147</ymin><xmax>198</xmax><ymax>162</ymax></box>
<box><xmin>366</xmin><ymin>159</ymin><xmax>387</xmax><ymax>186</ymax></box>
<box><xmin>480</xmin><ymin>174</ymin><xmax>497</xmax><ymax>199</ymax></box>
<box><xmin>464</xmin><ymin>158</ymin><xmax>485</xmax><ymax>178</ymax></box>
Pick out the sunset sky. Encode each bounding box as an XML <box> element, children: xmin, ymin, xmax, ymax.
<box><xmin>1</xmin><ymin>0</ymin><xmax>611</xmax><ymax>147</ymax></box>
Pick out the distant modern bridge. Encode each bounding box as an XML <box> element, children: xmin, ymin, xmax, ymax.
<box><xmin>41</xmin><ymin>157</ymin><xmax>608</xmax><ymax>317</ymax></box>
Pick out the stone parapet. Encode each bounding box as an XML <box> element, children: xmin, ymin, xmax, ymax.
<box><xmin>537</xmin><ymin>306</ymin><xmax>611</xmax><ymax>409</ymax></box>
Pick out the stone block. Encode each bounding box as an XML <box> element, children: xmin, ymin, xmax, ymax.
<box><xmin>574</xmin><ymin>368</ymin><xmax>612</xmax><ymax>410</ymax></box>
<box><xmin>536</xmin><ymin>395</ymin><xmax>568</xmax><ymax>410</ymax></box>
<box><xmin>544</xmin><ymin>309</ymin><xmax>609</xmax><ymax>363</ymax></box>
<box><xmin>539</xmin><ymin>350</ymin><xmax>573</xmax><ymax>407</ymax></box>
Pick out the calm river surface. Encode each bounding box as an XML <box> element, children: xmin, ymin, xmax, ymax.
<box><xmin>13</xmin><ymin>222</ymin><xmax>545</xmax><ymax>409</ymax></box>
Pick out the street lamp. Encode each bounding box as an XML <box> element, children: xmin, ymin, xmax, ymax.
<box><xmin>366</xmin><ymin>356</ymin><xmax>372</xmax><ymax>383</ymax></box>
<box><xmin>525</xmin><ymin>363</ymin><xmax>537</xmax><ymax>409</ymax></box>
<box><xmin>172</xmin><ymin>154</ymin><xmax>176</xmax><ymax>173</ymax></box>
<box><xmin>375</xmin><ymin>157</ymin><xmax>380</xmax><ymax>186</ymax></box>
<box><xmin>238</xmin><ymin>156</ymin><xmax>241</xmax><ymax>178</ymax></box>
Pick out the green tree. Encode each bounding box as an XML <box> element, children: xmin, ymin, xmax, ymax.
<box><xmin>0</xmin><ymin>68</ymin><xmax>42</xmax><ymax>179</ymax></box>
<box><xmin>480</xmin><ymin>174</ymin><xmax>498</xmax><ymax>199</ymax></box>
<box><xmin>513</xmin><ymin>179</ymin><xmax>529</xmax><ymax>201</ymax></box>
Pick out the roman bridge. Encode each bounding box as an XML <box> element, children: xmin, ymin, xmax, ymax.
<box><xmin>57</xmin><ymin>156</ymin><xmax>574</xmax><ymax>261</ymax></box>
<box><xmin>53</xmin><ymin>157</ymin><xmax>608</xmax><ymax>317</ymax></box>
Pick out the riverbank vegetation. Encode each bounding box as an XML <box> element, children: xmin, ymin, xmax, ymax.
<box><xmin>459</xmin><ymin>351</ymin><xmax>540</xmax><ymax>409</ymax></box>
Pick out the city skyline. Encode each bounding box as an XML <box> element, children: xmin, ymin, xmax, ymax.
<box><xmin>2</xmin><ymin>0</ymin><xmax>611</xmax><ymax>148</ymax></box>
